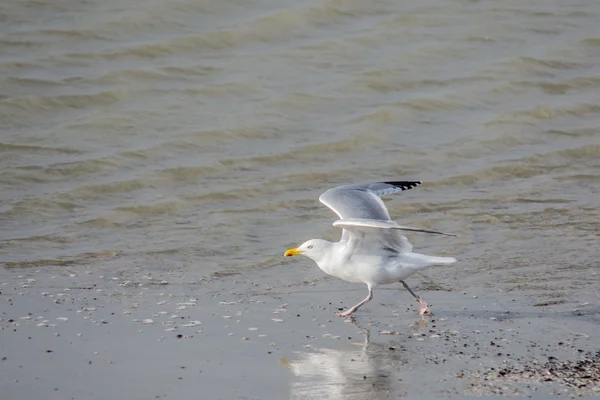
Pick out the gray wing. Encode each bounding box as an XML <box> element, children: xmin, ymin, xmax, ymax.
<box><xmin>319</xmin><ymin>181</ymin><xmax>421</xmax><ymax>249</ymax></box>
<box><xmin>319</xmin><ymin>181</ymin><xmax>422</xmax><ymax>221</ymax></box>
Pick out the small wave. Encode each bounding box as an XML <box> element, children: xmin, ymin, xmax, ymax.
<box><xmin>490</xmin><ymin>106</ymin><xmax>557</xmax><ymax>123</ymax></box>
<box><xmin>487</xmin><ymin>103</ymin><xmax>600</xmax><ymax>125</ymax></box>
<box><xmin>0</xmin><ymin>37</ymin><xmax>44</xmax><ymax>49</ymax></box>
<box><xmin>352</xmin><ymin>72</ymin><xmax>419</xmax><ymax>93</ymax></box>
<box><xmin>158</xmin><ymin>65</ymin><xmax>222</xmax><ymax>78</ymax></box>
<box><xmin>495</xmin><ymin>74</ymin><xmax>600</xmax><ymax>95</ymax></box>
<box><xmin>353</xmin><ymin>72</ymin><xmax>496</xmax><ymax>94</ymax></box>
<box><xmin>265</xmin><ymin>92</ymin><xmax>340</xmax><ymax>113</ymax></box>
<box><xmin>352</xmin><ymin>109</ymin><xmax>407</xmax><ymax>125</ymax></box>
<box><xmin>115</xmin><ymin>201</ymin><xmax>186</xmax><ymax>216</ymax></box>
<box><xmin>77</xmin><ymin>217</ymin><xmax>124</xmax><ymax>228</ymax></box>
<box><xmin>65</xmin><ymin>114</ymin><xmax>138</xmax><ymax>133</ymax></box>
<box><xmin>508</xmin><ymin>198</ymin><xmax>573</xmax><ymax>205</ymax></box>
<box><xmin>2</xmin><ymin>198</ymin><xmax>78</xmax><ymax>219</ymax></box>
<box><xmin>152</xmin><ymin>165</ymin><xmax>223</xmax><ymax>183</ymax></box>
<box><xmin>563</xmin><ymin>75</ymin><xmax>600</xmax><ymax>89</ymax></box>
<box><xmin>527</xmin><ymin>144</ymin><xmax>600</xmax><ymax>163</ymax></box>
<box><xmin>428</xmin><ymin>166</ymin><xmax>552</xmax><ymax>188</ymax></box>
<box><xmin>1</xmin><ymin>158</ymin><xmax>120</xmax><ymax>188</ymax></box>
<box><xmin>202</xmin><ymin>172</ymin><xmax>347</xmax><ymax>214</ymax></box>
<box><xmin>496</xmin><ymin>56</ymin><xmax>588</xmax><ymax>78</ymax></box>
<box><xmin>443</xmin><ymin>136</ymin><xmax>531</xmax><ymax>161</ymax></box>
<box><xmin>581</xmin><ymin>38</ymin><xmax>600</xmax><ymax>48</ymax></box>
<box><xmin>396</xmin><ymin>97</ymin><xmax>464</xmax><ymax>113</ymax></box>
<box><xmin>70</xmin><ymin>28</ymin><xmax>263</xmax><ymax>60</ymax></box>
<box><xmin>1</xmin><ymin>249</ymin><xmax>118</xmax><ymax>269</ymax></box>
<box><xmin>554</xmin><ymin>174</ymin><xmax>598</xmax><ymax>183</ymax></box>
<box><xmin>517</xmin><ymin>81</ymin><xmax>571</xmax><ymax>95</ymax></box>
<box><xmin>179</xmin><ymin>124</ymin><xmax>284</xmax><ymax>143</ymax></box>
<box><xmin>180</xmin><ymin>80</ymin><xmax>264</xmax><ymax>98</ymax></box>
<box><xmin>219</xmin><ymin>199</ymin><xmax>319</xmax><ymax>215</ymax></box>
<box><xmin>267</xmin><ymin>171</ymin><xmax>343</xmax><ymax>187</ymax></box>
<box><xmin>0</xmin><ymin>61</ymin><xmax>39</xmax><ymax>75</ymax></box>
<box><xmin>0</xmin><ymin>142</ymin><xmax>80</xmax><ymax>155</ymax></box>
<box><xmin>431</xmin><ymin>144</ymin><xmax>599</xmax><ymax>187</ymax></box>
<box><xmin>424</xmin><ymin>175</ymin><xmax>481</xmax><ymax>189</ymax></box>
<box><xmin>562</xmin><ymin>103</ymin><xmax>600</xmax><ymax>117</ymax></box>
<box><xmin>67</xmin><ymin>4</ymin><xmax>373</xmax><ymax>60</ymax></box>
<box><xmin>60</xmin><ymin>179</ymin><xmax>147</xmax><ymax>202</ymax></box>
<box><xmin>178</xmin><ymin>123</ymin><xmax>282</xmax><ymax>153</ymax></box>
<box><xmin>218</xmin><ymin>134</ymin><xmax>377</xmax><ymax>169</ymax></box>
<box><xmin>0</xmin><ymin>88</ymin><xmax>129</xmax><ymax>117</ymax></box>
<box><xmin>351</xmin><ymin>97</ymin><xmax>464</xmax><ymax>124</ymax></box>
<box><xmin>185</xmin><ymin>173</ymin><xmax>337</xmax><ymax>207</ymax></box>
<box><xmin>185</xmin><ymin>191</ymin><xmax>248</xmax><ymax>204</ymax></box>
<box><xmin>7</xmin><ymin>234</ymin><xmax>75</xmax><ymax>244</ymax></box>
<box><xmin>41</xmin><ymin>158</ymin><xmax>120</xmax><ymax>179</ymax></box>
<box><xmin>92</xmin><ymin>68</ymin><xmax>173</xmax><ymax>85</ymax></box>
<box><xmin>33</xmin><ymin>28</ymin><xmax>116</xmax><ymax>41</ymax></box>
<box><xmin>4</xmin><ymin>76</ymin><xmax>64</xmax><ymax>88</ymax></box>
<box><xmin>380</xmin><ymin>6</ymin><xmax>452</xmax><ymax>29</ymax></box>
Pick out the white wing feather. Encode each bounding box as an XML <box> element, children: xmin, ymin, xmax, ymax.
<box><xmin>319</xmin><ymin>181</ymin><xmax>422</xmax><ymax>243</ymax></box>
<box><xmin>333</xmin><ymin>219</ymin><xmax>457</xmax><ymax>237</ymax></box>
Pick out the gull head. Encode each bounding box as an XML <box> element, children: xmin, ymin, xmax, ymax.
<box><xmin>284</xmin><ymin>239</ymin><xmax>331</xmax><ymax>262</ymax></box>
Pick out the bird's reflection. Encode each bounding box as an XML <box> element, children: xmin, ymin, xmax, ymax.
<box><xmin>288</xmin><ymin>321</ymin><xmax>412</xmax><ymax>400</ymax></box>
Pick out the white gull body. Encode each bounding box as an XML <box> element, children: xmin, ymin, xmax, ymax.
<box><xmin>284</xmin><ymin>181</ymin><xmax>457</xmax><ymax>317</ymax></box>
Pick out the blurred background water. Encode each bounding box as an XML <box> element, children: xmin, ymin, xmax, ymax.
<box><xmin>1</xmin><ymin>0</ymin><xmax>598</xmax><ymax>303</ymax></box>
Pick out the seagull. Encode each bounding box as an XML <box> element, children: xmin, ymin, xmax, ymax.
<box><xmin>284</xmin><ymin>181</ymin><xmax>457</xmax><ymax>317</ymax></box>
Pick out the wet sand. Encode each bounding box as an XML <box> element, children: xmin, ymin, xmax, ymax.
<box><xmin>2</xmin><ymin>265</ymin><xmax>598</xmax><ymax>399</ymax></box>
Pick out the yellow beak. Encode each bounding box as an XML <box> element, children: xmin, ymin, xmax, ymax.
<box><xmin>284</xmin><ymin>248</ymin><xmax>303</xmax><ymax>257</ymax></box>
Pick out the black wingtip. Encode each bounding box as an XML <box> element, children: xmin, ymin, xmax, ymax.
<box><xmin>382</xmin><ymin>181</ymin><xmax>422</xmax><ymax>191</ymax></box>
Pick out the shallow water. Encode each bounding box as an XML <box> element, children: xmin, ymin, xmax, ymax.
<box><xmin>1</xmin><ymin>0</ymin><xmax>599</xmax><ymax>398</ymax></box>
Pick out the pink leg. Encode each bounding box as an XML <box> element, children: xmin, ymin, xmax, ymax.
<box><xmin>400</xmin><ymin>281</ymin><xmax>429</xmax><ymax>315</ymax></box>
<box><xmin>334</xmin><ymin>285</ymin><xmax>373</xmax><ymax>317</ymax></box>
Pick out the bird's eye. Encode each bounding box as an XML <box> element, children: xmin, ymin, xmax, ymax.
<box><xmin>307</xmin><ymin>245</ymin><xmax>314</xmax><ymax>249</ymax></box>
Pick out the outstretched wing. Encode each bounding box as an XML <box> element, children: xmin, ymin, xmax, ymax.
<box><xmin>319</xmin><ymin>181</ymin><xmax>421</xmax><ymax>245</ymax></box>
<box><xmin>319</xmin><ymin>181</ymin><xmax>422</xmax><ymax>221</ymax></box>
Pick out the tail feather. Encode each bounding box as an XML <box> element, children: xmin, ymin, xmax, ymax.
<box><xmin>408</xmin><ymin>253</ymin><xmax>457</xmax><ymax>266</ymax></box>
<box><xmin>390</xmin><ymin>253</ymin><xmax>456</xmax><ymax>282</ymax></box>
<box><xmin>426</xmin><ymin>256</ymin><xmax>456</xmax><ymax>265</ymax></box>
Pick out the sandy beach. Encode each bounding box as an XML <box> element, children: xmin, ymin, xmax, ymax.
<box><xmin>2</xmin><ymin>262</ymin><xmax>599</xmax><ymax>399</ymax></box>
